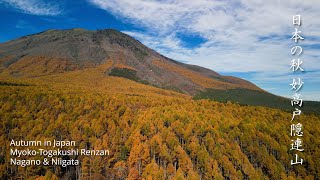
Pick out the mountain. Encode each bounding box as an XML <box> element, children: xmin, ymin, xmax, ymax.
<box><xmin>0</xmin><ymin>28</ymin><xmax>319</xmax><ymax>113</ymax></box>
<box><xmin>0</xmin><ymin>28</ymin><xmax>261</xmax><ymax>94</ymax></box>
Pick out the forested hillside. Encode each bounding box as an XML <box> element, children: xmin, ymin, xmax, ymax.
<box><xmin>0</xmin><ymin>71</ymin><xmax>319</xmax><ymax>179</ymax></box>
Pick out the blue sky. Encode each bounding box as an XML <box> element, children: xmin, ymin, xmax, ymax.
<box><xmin>0</xmin><ymin>0</ymin><xmax>319</xmax><ymax>101</ymax></box>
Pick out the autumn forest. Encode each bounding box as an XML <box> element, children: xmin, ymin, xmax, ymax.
<box><xmin>0</xmin><ymin>29</ymin><xmax>319</xmax><ymax>180</ymax></box>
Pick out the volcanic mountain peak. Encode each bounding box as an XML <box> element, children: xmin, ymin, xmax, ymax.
<box><xmin>0</xmin><ymin>28</ymin><xmax>262</xmax><ymax>95</ymax></box>
<box><xmin>2</xmin><ymin>28</ymin><xmax>320</xmax><ymax>113</ymax></box>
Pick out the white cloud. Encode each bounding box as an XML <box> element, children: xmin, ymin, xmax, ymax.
<box><xmin>89</xmin><ymin>0</ymin><xmax>226</xmax><ymax>34</ymax></box>
<box><xmin>91</xmin><ymin>0</ymin><xmax>320</xmax><ymax>99</ymax></box>
<box><xmin>89</xmin><ymin>0</ymin><xmax>320</xmax><ymax>70</ymax></box>
<box><xmin>2</xmin><ymin>0</ymin><xmax>62</xmax><ymax>16</ymax></box>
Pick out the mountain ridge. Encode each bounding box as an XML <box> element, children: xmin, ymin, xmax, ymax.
<box><xmin>0</xmin><ymin>28</ymin><xmax>262</xmax><ymax>95</ymax></box>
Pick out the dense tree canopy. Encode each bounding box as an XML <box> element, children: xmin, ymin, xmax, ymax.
<box><xmin>0</xmin><ymin>83</ymin><xmax>319</xmax><ymax>180</ymax></box>
<box><xmin>0</xmin><ymin>64</ymin><xmax>319</xmax><ymax>180</ymax></box>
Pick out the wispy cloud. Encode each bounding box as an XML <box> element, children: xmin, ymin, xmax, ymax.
<box><xmin>1</xmin><ymin>0</ymin><xmax>62</xmax><ymax>16</ymax></box>
<box><xmin>15</xmin><ymin>20</ymin><xmax>37</xmax><ymax>30</ymax></box>
<box><xmin>89</xmin><ymin>0</ymin><xmax>320</xmax><ymax>100</ymax></box>
<box><xmin>88</xmin><ymin>0</ymin><xmax>320</xmax><ymax>71</ymax></box>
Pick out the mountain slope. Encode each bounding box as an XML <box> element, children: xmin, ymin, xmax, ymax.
<box><xmin>1</xmin><ymin>28</ymin><xmax>319</xmax><ymax>113</ymax></box>
<box><xmin>0</xmin><ymin>28</ymin><xmax>261</xmax><ymax>95</ymax></box>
